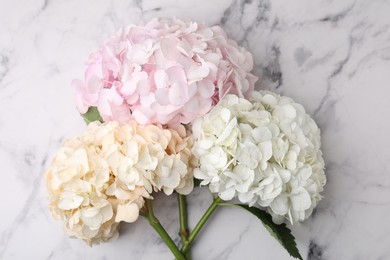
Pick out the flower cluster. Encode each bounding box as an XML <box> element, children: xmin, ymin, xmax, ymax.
<box><xmin>45</xmin><ymin>19</ymin><xmax>326</xmax><ymax>258</ymax></box>
<box><xmin>45</xmin><ymin>121</ymin><xmax>194</xmax><ymax>245</ymax></box>
<box><xmin>73</xmin><ymin>18</ymin><xmax>257</xmax><ymax>126</ymax></box>
<box><xmin>192</xmin><ymin>91</ymin><xmax>326</xmax><ymax>224</ymax></box>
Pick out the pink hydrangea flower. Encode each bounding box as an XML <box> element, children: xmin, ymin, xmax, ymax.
<box><xmin>73</xmin><ymin>18</ymin><xmax>258</xmax><ymax>126</ymax></box>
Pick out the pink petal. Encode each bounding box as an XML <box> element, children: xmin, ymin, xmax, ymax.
<box><xmin>160</xmin><ymin>37</ymin><xmax>180</xmax><ymax>60</ymax></box>
<box><xmin>125</xmin><ymin>93</ymin><xmax>139</xmax><ymax>105</ymax></box>
<box><xmin>169</xmin><ymin>82</ymin><xmax>188</xmax><ymax>106</ymax></box>
<box><xmin>197</xmin><ymin>79</ymin><xmax>215</xmax><ymax>98</ymax></box>
<box><xmin>85</xmin><ymin>51</ymin><xmax>104</xmax><ymax>79</ymax></box>
<box><xmin>132</xmin><ymin>107</ymin><xmax>154</xmax><ymax>125</ymax></box>
<box><xmin>98</xmin><ymin>88</ymin><xmax>124</xmax><ymax>118</ymax></box>
<box><xmin>155</xmin><ymin>88</ymin><xmax>170</xmax><ymax>106</ymax></box>
<box><xmin>154</xmin><ymin>69</ymin><xmax>168</xmax><ymax>89</ymax></box>
<box><xmin>186</xmin><ymin>64</ymin><xmax>209</xmax><ymax>83</ymax></box>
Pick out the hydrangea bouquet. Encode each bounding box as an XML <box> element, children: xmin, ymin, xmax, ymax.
<box><xmin>45</xmin><ymin>18</ymin><xmax>326</xmax><ymax>260</ymax></box>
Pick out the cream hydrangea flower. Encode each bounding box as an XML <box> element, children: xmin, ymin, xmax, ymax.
<box><xmin>192</xmin><ymin>91</ymin><xmax>326</xmax><ymax>224</ymax></box>
<box><xmin>45</xmin><ymin>121</ymin><xmax>194</xmax><ymax>245</ymax></box>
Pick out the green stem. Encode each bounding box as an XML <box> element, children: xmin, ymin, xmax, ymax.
<box><xmin>181</xmin><ymin>197</ymin><xmax>222</xmax><ymax>254</ymax></box>
<box><xmin>177</xmin><ymin>194</ymin><xmax>191</xmax><ymax>260</ymax></box>
<box><xmin>178</xmin><ymin>194</ymin><xmax>191</xmax><ymax>260</ymax></box>
<box><xmin>145</xmin><ymin>199</ymin><xmax>186</xmax><ymax>260</ymax></box>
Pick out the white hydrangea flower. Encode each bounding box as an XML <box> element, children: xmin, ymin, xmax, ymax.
<box><xmin>192</xmin><ymin>91</ymin><xmax>326</xmax><ymax>224</ymax></box>
<box><xmin>45</xmin><ymin>121</ymin><xmax>195</xmax><ymax>245</ymax></box>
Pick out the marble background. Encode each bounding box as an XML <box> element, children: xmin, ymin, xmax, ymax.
<box><xmin>1</xmin><ymin>0</ymin><xmax>390</xmax><ymax>259</ymax></box>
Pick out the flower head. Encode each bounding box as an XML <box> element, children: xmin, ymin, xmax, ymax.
<box><xmin>73</xmin><ymin>18</ymin><xmax>257</xmax><ymax>126</ymax></box>
<box><xmin>45</xmin><ymin>121</ymin><xmax>194</xmax><ymax>244</ymax></box>
<box><xmin>192</xmin><ymin>91</ymin><xmax>326</xmax><ymax>224</ymax></box>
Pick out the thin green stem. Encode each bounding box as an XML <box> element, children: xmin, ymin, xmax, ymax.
<box><xmin>145</xmin><ymin>199</ymin><xmax>186</xmax><ymax>260</ymax></box>
<box><xmin>178</xmin><ymin>194</ymin><xmax>191</xmax><ymax>260</ymax></box>
<box><xmin>181</xmin><ymin>197</ymin><xmax>222</xmax><ymax>254</ymax></box>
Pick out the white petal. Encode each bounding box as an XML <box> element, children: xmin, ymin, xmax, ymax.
<box><xmin>270</xmin><ymin>196</ymin><xmax>289</xmax><ymax>215</ymax></box>
<box><xmin>290</xmin><ymin>189</ymin><xmax>311</xmax><ymax>211</ymax></box>
<box><xmin>219</xmin><ymin>187</ymin><xmax>235</xmax><ymax>201</ymax></box>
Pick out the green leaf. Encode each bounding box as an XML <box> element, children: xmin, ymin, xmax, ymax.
<box><xmin>81</xmin><ymin>107</ymin><xmax>103</xmax><ymax>124</ymax></box>
<box><xmin>233</xmin><ymin>204</ymin><xmax>303</xmax><ymax>260</ymax></box>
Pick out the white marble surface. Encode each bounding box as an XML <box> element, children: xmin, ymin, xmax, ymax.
<box><xmin>1</xmin><ymin>0</ymin><xmax>390</xmax><ymax>259</ymax></box>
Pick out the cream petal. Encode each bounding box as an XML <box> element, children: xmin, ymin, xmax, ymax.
<box><xmin>58</xmin><ymin>191</ymin><xmax>84</xmax><ymax>210</ymax></box>
<box><xmin>115</xmin><ymin>203</ymin><xmax>140</xmax><ymax>223</ymax></box>
<box><xmin>81</xmin><ymin>208</ymin><xmax>104</xmax><ymax>229</ymax></box>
